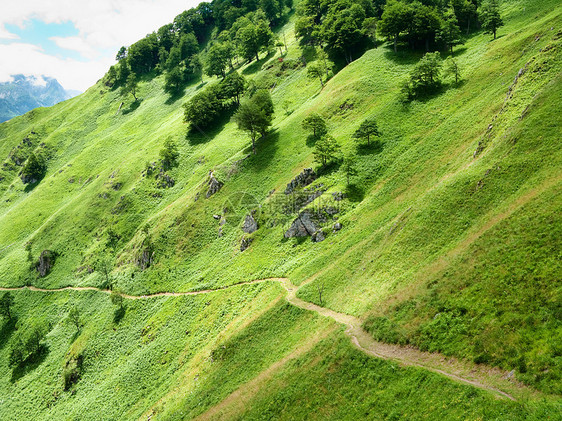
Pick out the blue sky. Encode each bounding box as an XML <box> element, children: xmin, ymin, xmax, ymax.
<box><xmin>0</xmin><ymin>1</ymin><xmax>201</xmax><ymax>91</ymax></box>
<box><xmin>4</xmin><ymin>20</ymin><xmax>85</xmax><ymax>61</ymax></box>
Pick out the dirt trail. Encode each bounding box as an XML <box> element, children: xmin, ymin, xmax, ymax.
<box><xmin>0</xmin><ymin>277</ymin><xmax>518</xmax><ymax>401</ymax></box>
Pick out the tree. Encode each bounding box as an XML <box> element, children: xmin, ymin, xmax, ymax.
<box><xmin>0</xmin><ymin>292</ymin><xmax>14</xmax><ymax>320</ymax></box>
<box><xmin>307</xmin><ymin>61</ymin><xmax>326</xmax><ymax>89</ymax></box>
<box><xmin>219</xmin><ymin>72</ymin><xmax>246</xmax><ymax>105</ymax></box>
<box><xmin>20</xmin><ymin>152</ymin><xmax>46</xmax><ymax>184</ymax></box>
<box><xmin>116</xmin><ymin>46</ymin><xmax>127</xmax><ymax>62</ymax></box>
<box><xmin>342</xmin><ymin>152</ymin><xmax>358</xmax><ymax>185</ymax></box>
<box><xmin>237</xmin><ymin>24</ymin><xmax>261</xmax><ymax>62</ymax></box>
<box><xmin>164</xmin><ymin>67</ymin><xmax>183</xmax><ymax>93</ymax></box>
<box><xmin>314</xmin><ymin>134</ymin><xmax>341</xmax><ymax>166</ymax></box>
<box><xmin>321</xmin><ymin>1</ymin><xmax>368</xmax><ymax>63</ymax></box>
<box><xmin>438</xmin><ymin>8</ymin><xmax>463</xmax><ymax>54</ymax></box>
<box><xmin>159</xmin><ymin>139</ymin><xmax>179</xmax><ymax>169</ymax></box>
<box><xmin>190</xmin><ymin>55</ymin><xmax>204</xmax><ymax>84</ymax></box>
<box><xmin>122</xmin><ymin>73</ymin><xmax>139</xmax><ymax>101</ymax></box>
<box><xmin>233</xmin><ymin>90</ymin><xmax>274</xmax><ymax>154</ymax></box>
<box><xmin>206</xmin><ymin>44</ymin><xmax>230</xmax><ymax>78</ymax></box>
<box><xmin>410</xmin><ymin>52</ymin><xmax>442</xmax><ymax>90</ymax></box>
<box><xmin>184</xmin><ymin>86</ymin><xmax>224</xmax><ymax>130</ymax></box>
<box><xmin>378</xmin><ymin>0</ymin><xmax>411</xmax><ymax>53</ymax></box>
<box><xmin>353</xmin><ymin>118</ymin><xmax>381</xmax><ymax>147</ymax></box>
<box><xmin>480</xmin><ymin>0</ymin><xmax>503</xmax><ymax>40</ymax></box>
<box><xmin>302</xmin><ymin>113</ymin><xmax>327</xmax><ymax>138</ymax></box>
<box><xmin>67</xmin><ymin>307</ymin><xmax>81</xmax><ymax>332</ymax></box>
<box><xmin>444</xmin><ymin>57</ymin><xmax>461</xmax><ymax>84</ymax></box>
<box><xmin>110</xmin><ymin>290</ymin><xmax>124</xmax><ymax>310</ymax></box>
<box><xmin>97</xmin><ymin>256</ymin><xmax>113</xmax><ymax>288</ymax></box>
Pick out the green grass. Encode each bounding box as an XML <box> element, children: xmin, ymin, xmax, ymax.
<box><xmin>0</xmin><ymin>0</ymin><xmax>561</xmax><ymax>418</ymax></box>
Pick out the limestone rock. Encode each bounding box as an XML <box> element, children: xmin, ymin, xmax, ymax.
<box><xmin>285</xmin><ymin>168</ymin><xmax>316</xmax><ymax>194</ymax></box>
<box><xmin>284</xmin><ymin>212</ymin><xmax>319</xmax><ymax>238</ymax></box>
<box><xmin>206</xmin><ymin>171</ymin><xmax>223</xmax><ymax>198</ymax></box>
<box><xmin>36</xmin><ymin>250</ymin><xmax>56</xmax><ymax>277</ymax></box>
<box><xmin>242</xmin><ymin>214</ymin><xmax>258</xmax><ymax>234</ymax></box>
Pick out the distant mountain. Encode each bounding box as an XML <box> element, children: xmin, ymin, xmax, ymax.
<box><xmin>0</xmin><ymin>74</ymin><xmax>80</xmax><ymax>123</ymax></box>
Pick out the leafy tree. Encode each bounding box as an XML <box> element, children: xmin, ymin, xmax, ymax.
<box><xmin>0</xmin><ymin>292</ymin><xmax>14</xmax><ymax>320</ymax></box>
<box><xmin>206</xmin><ymin>44</ymin><xmax>230</xmax><ymax>78</ymax></box>
<box><xmin>67</xmin><ymin>307</ymin><xmax>81</xmax><ymax>332</ymax></box>
<box><xmin>410</xmin><ymin>4</ymin><xmax>442</xmax><ymax>52</ymax></box>
<box><xmin>116</xmin><ymin>46</ymin><xmax>127</xmax><ymax>62</ymax></box>
<box><xmin>438</xmin><ymin>8</ymin><xmax>463</xmax><ymax>54</ymax></box>
<box><xmin>321</xmin><ymin>1</ymin><xmax>368</xmax><ymax>63</ymax></box>
<box><xmin>314</xmin><ymin>134</ymin><xmax>341</xmax><ymax>166</ymax></box>
<box><xmin>179</xmin><ymin>33</ymin><xmax>200</xmax><ymax>61</ymax></box>
<box><xmin>480</xmin><ymin>0</ymin><xmax>503</xmax><ymax>40</ymax></box>
<box><xmin>96</xmin><ymin>256</ymin><xmax>113</xmax><ymax>288</ymax></box>
<box><xmin>157</xmin><ymin>23</ymin><xmax>175</xmax><ymax>52</ymax></box>
<box><xmin>342</xmin><ymin>152</ymin><xmax>358</xmax><ymax>185</ymax></box>
<box><xmin>122</xmin><ymin>73</ymin><xmax>139</xmax><ymax>101</ymax></box>
<box><xmin>302</xmin><ymin>113</ymin><xmax>327</xmax><ymax>138</ymax></box>
<box><xmin>219</xmin><ymin>72</ymin><xmax>246</xmax><ymax>105</ymax></box>
<box><xmin>410</xmin><ymin>52</ymin><xmax>442</xmax><ymax>90</ymax></box>
<box><xmin>307</xmin><ymin>61</ymin><xmax>327</xmax><ymax>89</ymax></box>
<box><xmin>164</xmin><ymin>67</ymin><xmax>184</xmax><ymax>93</ymax></box>
<box><xmin>353</xmin><ymin>118</ymin><xmax>381</xmax><ymax>147</ymax></box>
<box><xmin>127</xmin><ymin>34</ymin><xmax>159</xmax><ymax>74</ymax></box>
<box><xmin>237</xmin><ymin>23</ymin><xmax>261</xmax><ymax>62</ymax></box>
<box><xmin>190</xmin><ymin>55</ymin><xmax>204</xmax><ymax>84</ymax></box>
<box><xmin>110</xmin><ymin>290</ymin><xmax>124</xmax><ymax>310</ymax></box>
<box><xmin>444</xmin><ymin>57</ymin><xmax>461</xmax><ymax>84</ymax></box>
<box><xmin>20</xmin><ymin>152</ymin><xmax>46</xmax><ymax>184</ymax></box>
<box><xmin>166</xmin><ymin>46</ymin><xmax>182</xmax><ymax>72</ymax></box>
<box><xmin>233</xmin><ymin>90</ymin><xmax>274</xmax><ymax>154</ymax></box>
<box><xmin>378</xmin><ymin>0</ymin><xmax>411</xmax><ymax>53</ymax></box>
<box><xmin>159</xmin><ymin>139</ymin><xmax>179</xmax><ymax>169</ymax></box>
<box><xmin>116</xmin><ymin>61</ymin><xmax>131</xmax><ymax>85</ymax></box>
<box><xmin>10</xmin><ymin>323</ymin><xmax>47</xmax><ymax>366</ymax></box>
<box><xmin>451</xmin><ymin>0</ymin><xmax>478</xmax><ymax>35</ymax></box>
<box><xmin>184</xmin><ymin>87</ymin><xmax>224</xmax><ymax>130</ymax></box>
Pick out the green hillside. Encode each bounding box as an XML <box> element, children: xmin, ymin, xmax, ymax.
<box><xmin>0</xmin><ymin>0</ymin><xmax>561</xmax><ymax>419</ymax></box>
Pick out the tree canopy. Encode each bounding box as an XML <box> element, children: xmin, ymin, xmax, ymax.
<box><xmin>234</xmin><ymin>90</ymin><xmax>274</xmax><ymax>154</ymax></box>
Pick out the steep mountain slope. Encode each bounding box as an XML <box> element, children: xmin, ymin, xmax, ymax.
<box><xmin>0</xmin><ymin>0</ymin><xmax>561</xmax><ymax>419</ymax></box>
<box><xmin>0</xmin><ymin>75</ymin><xmax>78</xmax><ymax>123</ymax></box>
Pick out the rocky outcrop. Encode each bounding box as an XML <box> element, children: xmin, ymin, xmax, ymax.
<box><xmin>284</xmin><ymin>212</ymin><xmax>320</xmax><ymax>238</ymax></box>
<box><xmin>36</xmin><ymin>250</ymin><xmax>56</xmax><ymax>277</ymax></box>
<box><xmin>242</xmin><ymin>213</ymin><xmax>258</xmax><ymax>234</ymax></box>
<box><xmin>285</xmin><ymin>168</ymin><xmax>316</xmax><ymax>194</ymax></box>
<box><xmin>240</xmin><ymin>236</ymin><xmax>253</xmax><ymax>252</ymax></box>
<box><xmin>136</xmin><ymin>248</ymin><xmax>153</xmax><ymax>270</ymax></box>
<box><xmin>206</xmin><ymin>171</ymin><xmax>223</xmax><ymax>198</ymax></box>
<box><xmin>311</xmin><ymin>230</ymin><xmax>325</xmax><ymax>243</ymax></box>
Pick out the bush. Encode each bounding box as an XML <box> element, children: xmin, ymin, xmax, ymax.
<box><xmin>20</xmin><ymin>152</ymin><xmax>46</xmax><ymax>184</ymax></box>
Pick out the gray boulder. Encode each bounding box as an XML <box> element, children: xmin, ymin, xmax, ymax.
<box><xmin>285</xmin><ymin>168</ymin><xmax>316</xmax><ymax>194</ymax></box>
<box><xmin>284</xmin><ymin>212</ymin><xmax>319</xmax><ymax>238</ymax></box>
<box><xmin>36</xmin><ymin>250</ymin><xmax>56</xmax><ymax>277</ymax></box>
<box><xmin>242</xmin><ymin>214</ymin><xmax>258</xmax><ymax>234</ymax></box>
<box><xmin>206</xmin><ymin>171</ymin><xmax>223</xmax><ymax>198</ymax></box>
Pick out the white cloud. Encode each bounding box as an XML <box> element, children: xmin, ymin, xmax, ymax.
<box><xmin>0</xmin><ymin>0</ymin><xmax>202</xmax><ymax>91</ymax></box>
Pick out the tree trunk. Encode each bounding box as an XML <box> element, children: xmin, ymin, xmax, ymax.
<box><xmin>493</xmin><ymin>29</ymin><xmax>497</xmax><ymax>39</ymax></box>
<box><xmin>319</xmin><ymin>75</ymin><xmax>324</xmax><ymax>89</ymax></box>
<box><xmin>252</xmin><ymin>135</ymin><xmax>256</xmax><ymax>155</ymax></box>
<box><xmin>425</xmin><ymin>37</ymin><xmax>429</xmax><ymax>52</ymax></box>
<box><xmin>394</xmin><ymin>35</ymin><xmax>398</xmax><ymax>53</ymax></box>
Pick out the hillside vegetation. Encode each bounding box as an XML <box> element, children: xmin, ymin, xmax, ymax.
<box><xmin>0</xmin><ymin>0</ymin><xmax>561</xmax><ymax>419</ymax></box>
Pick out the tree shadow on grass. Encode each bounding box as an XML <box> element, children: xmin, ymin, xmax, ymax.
<box><xmin>242</xmin><ymin>52</ymin><xmax>275</xmax><ymax>76</ymax></box>
<box><xmin>11</xmin><ymin>344</ymin><xmax>49</xmax><ymax>382</ymax></box>
<box><xmin>345</xmin><ymin>183</ymin><xmax>365</xmax><ymax>203</ymax></box>
<box><xmin>164</xmin><ymin>87</ymin><xmax>186</xmax><ymax>105</ymax></box>
<box><xmin>357</xmin><ymin>141</ymin><xmax>383</xmax><ymax>156</ymax></box>
<box><xmin>316</xmin><ymin>160</ymin><xmax>341</xmax><ymax>177</ymax></box>
<box><xmin>185</xmin><ymin>106</ymin><xmax>238</xmax><ymax>146</ymax></box>
<box><xmin>0</xmin><ymin>317</ymin><xmax>17</xmax><ymax>351</ymax></box>
<box><xmin>113</xmin><ymin>306</ymin><xmax>126</xmax><ymax>324</ymax></box>
<box><xmin>305</xmin><ymin>134</ymin><xmax>320</xmax><ymax>147</ymax></box>
<box><xmin>122</xmin><ymin>99</ymin><xmax>141</xmax><ymax>115</ymax></box>
<box><xmin>23</xmin><ymin>179</ymin><xmax>41</xmax><ymax>193</ymax></box>
<box><xmin>240</xmin><ymin>129</ymin><xmax>280</xmax><ymax>173</ymax></box>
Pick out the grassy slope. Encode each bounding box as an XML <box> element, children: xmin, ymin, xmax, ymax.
<box><xmin>0</xmin><ymin>0</ymin><xmax>561</xmax><ymax>418</ymax></box>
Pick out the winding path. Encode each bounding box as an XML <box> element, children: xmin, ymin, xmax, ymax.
<box><xmin>0</xmin><ymin>278</ymin><xmax>518</xmax><ymax>401</ymax></box>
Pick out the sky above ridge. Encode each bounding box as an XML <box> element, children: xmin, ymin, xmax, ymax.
<box><xmin>0</xmin><ymin>1</ymin><xmax>201</xmax><ymax>92</ymax></box>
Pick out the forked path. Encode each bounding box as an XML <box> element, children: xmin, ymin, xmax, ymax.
<box><xmin>0</xmin><ymin>277</ymin><xmax>518</xmax><ymax>401</ymax></box>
